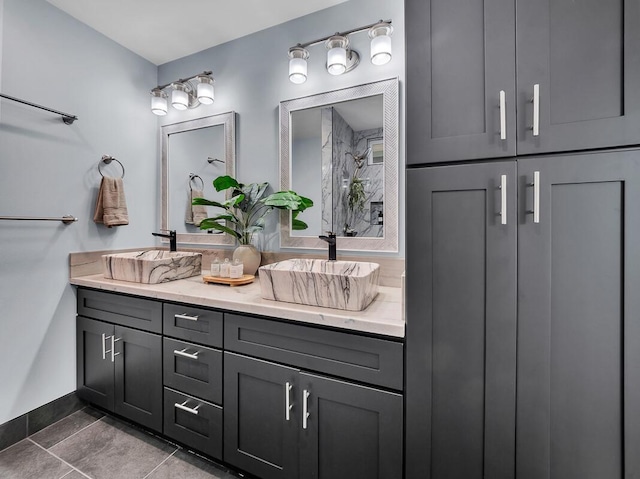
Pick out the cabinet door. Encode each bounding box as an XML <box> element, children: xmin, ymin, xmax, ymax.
<box><xmin>298</xmin><ymin>373</ymin><xmax>403</xmax><ymax>479</ymax></box>
<box><xmin>405</xmin><ymin>162</ymin><xmax>518</xmax><ymax>479</ymax></box>
<box><xmin>113</xmin><ymin>326</ymin><xmax>162</xmax><ymax>432</ymax></box>
<box><xmin>224</xmin><ymin>352</ymin><xmax>299</xmax><ymax>479</ymax></box>
<box><xmin>406</xmin><ymin>0</ymin><xmax>516</xmax><ymax>164</ymax></box>
<box><xmin>517</xmin><ymin>151</ymin><xmax>640</xmax><ymax>479</ymax></box>
<box><xmin>76</xmin><ymin>317</ymin><xmax>114</xmax><ymax>411</ymax></box>
<box><xmin>516</xmin><ymin>0</ymin><xmax>640</xmax><ymax>154</ymax></box>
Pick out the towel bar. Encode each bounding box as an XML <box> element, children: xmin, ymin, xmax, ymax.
<box><xmin>0</xmin><ymin>215</ymin><xmax>78</xmax><ymax>225</ymax></box>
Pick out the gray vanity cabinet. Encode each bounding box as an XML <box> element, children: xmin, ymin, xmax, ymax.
<box><xmin>405</xmin><ymin>161</ymin><xmax>518</xmax><ymax>479</ymax></box>
<box><xmin>224</xmin><ymin>314</ymin><xmax>404</xmax><ymax>479</ymax></box>
<box><xmin>76</xmin><ymin>316</ymin><xmax>162</xmax><ymax>432</ymax></box>
<box><xmin>406</xmin><ymin>0</ymin><xmax>516</xmax><ymax>164</ymax></box>
<box><xmin>406</xmin><ymin>149</ymin><xmax>640</xmax><ymax>479</ymax></box>
<box><xmin>406</xmin><ymin>0</ymin><xmax>640</xmax><ymax>164</ymax></box>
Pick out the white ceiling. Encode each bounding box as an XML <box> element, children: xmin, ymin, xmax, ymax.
<box><xmin>45</xmin><ymin>0</ymin><xmax>349</xmax><ymax>65</ymax></box>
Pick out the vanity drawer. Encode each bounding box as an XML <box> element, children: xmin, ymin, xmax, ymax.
<box><xmin>163</xmin><ymin>388</ymin><xmax>222</xmax><ymax>460</ymax></box>
<box><xmin>163</xmin><ymin>303</ymin><xmax>223</xmax><ymax>348</ymax></box>
<box><xmin>225</xmin><ymin>313</ymin><xmax>404</xmax><ymax>390</ymax></box>
<box><xmin>163</xmin><ymin>338</ymin><xmax>222</xmax><ymax>404</ymax></box>
<box><xmin>77</xmin><ymin>288</ymin><xmax>162</xmax><ymax>333</ymax></box>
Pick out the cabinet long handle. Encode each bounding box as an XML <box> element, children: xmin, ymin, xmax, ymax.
<box><xmin>500</xmin><ymin>175</ymin><xmax>507</xmax><ymax>225</ymax></box>
<box><xmin>102</xmin><ymin>333</ymin><xmax>107</xmax><ymax>360</ymax></box>
<box><xmin>533</xmin><ymin>171</ymin><xmax>540</xmax><ymax>223</ymax></box>
<box><xmin>175</xmin><ymin>313</ymin><xmax>199</xmax><ymax>322</ymax></box>
<box><xmin>175</xmin><ymin>400</ymin><xmax>200</xmax><ymax>415</ymax></box>
<box><xmin>499</xmin><ymin>90</ymin><xmax>506</xmax><ymax>140</ymax></box>
<box><xmin>302</xmin><ymin>389</ymin><xmax>310</xmax><ymax>429</ymax></box>
<box><xmin>285</xmin><ymin>382</ymin><xmax>293</xmax><ymax>421</ymax></box>
<box><xmin>111</xmin><ymin>336</ymin><xmax>121</xmax><ymax>362</ymax></box>
<box><xmin>173</xmin><ymin>349</ymin><xmax>200</xmax><ymax>360</ymax></box>
<box><xmin>532</xmin><ymin>84</ymin><xmax>540</xmax><ymax>137</ymax></box>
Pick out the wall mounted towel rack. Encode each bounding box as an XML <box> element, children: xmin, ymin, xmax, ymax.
<box><xmin>0</xmin><ymin>93</ymin><xmax>78</xmax><ymax>125</ymax></box>
<box><xmin>189</xmin><ymin>173</ymin><xmax>204</xmax><ymax>190</ymax></box>
<box><xmin>0</xmin><ymin>215</ymin><xmax>78</xmax><ymax>225</ymax></box>
<box><xmin>98</xmin><ymin>155</ymin><xmax>125</xmax><ymax>178</ymax></box>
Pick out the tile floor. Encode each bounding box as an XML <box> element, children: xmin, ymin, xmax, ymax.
<box><xmin>0</xmin><ymin>407</ymin><xmax>244</xmax><ymax>479</ymax></box>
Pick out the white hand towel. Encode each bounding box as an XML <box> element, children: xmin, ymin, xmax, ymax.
<box><xmin>94</xmin><ymin>176</ymin><xmax>129</xmax><ymax>227</ymax></box>
<box><xmin>186</xmin><ymin>189</ymin><xmax>208</xmax><ymax>227</ymax></box>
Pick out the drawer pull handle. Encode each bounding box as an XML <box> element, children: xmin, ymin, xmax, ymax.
<box><xmin>285</xmin><ymin>382</ymin><xmax>293</xmax><ymax>421</ymax></box>
<box><xmin>532</xmin><ymin>84</ymin><xmax>540</xmax><ymax>137</ymax></box>
<box><xmin>302</xmin><ymin>389</ymin><xmax>310</xmax><ymax>430</ymax></box>
<box><xmin>175</xmin><ymin>313</ymin><xmax>199</xmax><ymax>322</ymax></box>
<box><xmin>102</xmin><ymin>333</ymin><xmax>107</xmax><ymax>360</ymax></box>
<box><xmin>499</xmin><ymin>174</ymin><xmax>507</xmax><ymax>225</ymax></box>
<box><xmin>173</xmin><ymin>348</ymin><xmax>200</xmax><ymax>360</ymax></box>
<box><xmin>175</xmin><ymin>400</ymin><xmax>200</xmax><ymax>415</ymax></box>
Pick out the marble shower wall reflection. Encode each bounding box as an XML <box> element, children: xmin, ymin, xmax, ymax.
<box><xmin>326</xmin><ymin>107</ymin><xmax>384</xmax><ymax>238</ymax></box>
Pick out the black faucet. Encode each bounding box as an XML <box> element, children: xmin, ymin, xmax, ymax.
<box><xmin>319</xmin><ymin>232</ymin><xmax>337</xmax><ymax>261</ymax></box>
<box><xmin>152</xmin><ymin>230</ymin><xmax>177</xmax><ymax>252</ymax></box>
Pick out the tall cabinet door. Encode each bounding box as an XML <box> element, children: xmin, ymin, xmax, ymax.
<box><xmin>224</xmin><ymin>352</ymin><xmax>300</xmax><ymax>479</ymax></box>
<box><xmin>517</xmin><ymin>151</ymin><xmax>640</xmax><ymax>479</ymax></box>
<box><xmin>516</xmin><ymin>0</ymin><xmax>640</xmax><ymax>155</ymax></box>
<box><xmin>298</xmin><ymin>373</ymin><xmax>403</xmax><ymax>479</ymax></box>
<box><xmin>113</xmin><ymin>326</ymin><xmax>162</xmax><ymax>432</ymax></box>
<box><xmin>76</xmin><ymin>317</ymin><xmax>114</xmax><ymax>411</ymax></box>
<box><xmin>405</xmin><ymin>161</ymin><xmax>518</xmax><ymax>479</ymax></box>
<box><xmin>406</xmin><ymin>0</ymin><xmax>516</xmax><ymax>164</ymax></box>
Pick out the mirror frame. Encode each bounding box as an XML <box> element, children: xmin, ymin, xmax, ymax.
<box><xmin>279</xmin><ymin>78</ymin><xmax>399</xmax><ymax>252</ymax></box>
<box><xmin>161</xmin><ymin>112</ymin><xmax>236</xmax><ymax>246</ymax></box>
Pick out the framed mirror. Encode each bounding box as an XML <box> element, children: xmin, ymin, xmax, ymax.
<box><xmin>161</xmin><ymin>112</ymin><xmax>236</xmax><ymax>245</ymax></box>
<box><xmin>280</xmin><ymin>78</ymin><xmax>398</xmax><ymax>252</ymax></box>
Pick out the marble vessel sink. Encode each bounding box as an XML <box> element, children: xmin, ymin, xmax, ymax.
<box><xmin>102</xmin><ymin>250</ymin><xmax>202</xmax><ymax>284</ymax></box>
<box><xmin>258</xmin><ymin>259</ymin><xmax>380</xmax><ymax>311</ymax></box>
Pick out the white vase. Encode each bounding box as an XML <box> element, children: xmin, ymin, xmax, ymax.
<box><xmin>233</xmin><ymin>244</ymin><xmax>261</xmax><ymax>276</ymax></box>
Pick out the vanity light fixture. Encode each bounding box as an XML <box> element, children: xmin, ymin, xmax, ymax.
<box><xmin>287</xmin><ymin>19</ymin><xmax>392</xmax><ymax>84</ymax></box>
<box><xmin>150</xmin><ymin>70</ymin><xmax>214</xmax><ymax>116</ymax></box>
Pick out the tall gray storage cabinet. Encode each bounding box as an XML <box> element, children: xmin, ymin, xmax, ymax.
<box><xmin>405</xmin><ymin>1</ymin><xmax>640</xmax><ymax>478</ymax></box>
<box><xmin>406</xmin><ymin>0</ymin><xmax>640</xmax><ymax>165</ymax></box>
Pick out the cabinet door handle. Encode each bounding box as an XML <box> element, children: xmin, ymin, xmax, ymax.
<box><xmin>173</xmin><ymin>348</ymin><xmax>200</xmax><ymax>360</ymax></box>
<box><xmin>175</xmin><ymin>400</ymin><xmax>200</xmax><ymax>415</ymax></box>
<box><xmin>302</xmin><ymin>389</ymin><xmax>310</xmax><ymax>429</ymax></box>
<box><xmin>499</xmin><ymin>174</ymin><xmax>507</xmax><ymax>225</ymax></box>
<box><xmin>499</xmin><ymin>90</ymin><xmax>506</xmax><ymax>140</ymax></box>
<box><xmin>285</xmin><ymin>382</ymin><xmax>293</xmax><ymax>421</ymax></box>
<box><xmin>533</xmin><ymin>171</ymin><xmax>540</xmax><ymax>223</ymax></box>
<box><xmin>175</xmin><ymin>313</ymin><xmax>199</xmax><ymax>322</ymax></box>
<box><xmin>111</xmin><ymin>336</ymin><xmax>121</xmax><ymax>362</ymax></box>
<box><xmin>532</xmin><ymin>84</ymin><xmax>540</xmax><ymax>137</ymax></box>
<box><xmin>101</xmin><ymin>333</ymin><xmax>107</xmax><ymax>360</ymax></box>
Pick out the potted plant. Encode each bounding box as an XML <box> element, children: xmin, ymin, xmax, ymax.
<box><xmin>192</xmin><ymin>175</ymin><xmax>312</xmax><ymax>274</ymax></box>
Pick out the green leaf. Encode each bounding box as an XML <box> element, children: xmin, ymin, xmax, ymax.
<box><xmin>199</xmin><ymin>219</ymin><xmax>241</xmax><ymax>238</ymax></box>
<box><xmin>292</xmin><ymin>218</ymin><xmax>308</xmax><ymax>230</ymax></box>
<box><xmin>223</xmin><ymin>194</ymin><xmax>245</xmax><ymax>208</ymax></box>
<box><xmin>213</xmin><ymin>175</ymin><xmax>240</xmax><ymax>192</ymax></box>
<box><xmin>264</xmin><ymin>191</ymin><xmax>303</xmax><ymax>209</ymax></box>
<box><xmin>192</xmin><ymin>198</ymin><xmax>225</xmax><ymax>208</ymax></box>
<box><xmin>245</xmin><ymin>225</ymin><xmax>265</xmax><ymax>234</ymax></box>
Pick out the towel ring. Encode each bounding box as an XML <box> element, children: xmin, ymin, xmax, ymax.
<box><xmin>99</xmin><ymin>155</ymin><xmax>125</xmax><ymax>178</ymax></box>
<box><xmin>189</xmin><ymin>173</ymin><xmax>204</xmax><ymax>191</ymax></box>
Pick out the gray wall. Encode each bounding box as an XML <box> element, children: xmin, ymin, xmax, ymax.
<box><xmin>157</xmin><ymin>0</ymin><xmax>405</xmax><ymax>254</ymax></box>
<box><xmin>292</xmin><ymin>134</ymin><xmax>322</xmax><ymax>235</ymax></box>
<box><xmin>0</xmin><ymin>0</ymin><xmax>158</xmax><ymax>424</ymax></box>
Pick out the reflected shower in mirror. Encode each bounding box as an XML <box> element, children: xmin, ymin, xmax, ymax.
<box><xmin>161</xmin><ymin>113</ymin><xmax>236</xmax><ymax>246</ymax></box>
<box><xmin>291</xmin><ymin>95</ymin><xmax>384</xmax><ymax>238</ymax></box>
<box><xmin>280</xmin><ymin>78</ymin><xmax>398</xmax><ymax>252</ymax></box>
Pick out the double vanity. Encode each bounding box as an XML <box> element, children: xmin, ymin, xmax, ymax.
<box><xmin>70</xmin><ymin>250</ymin><xmax>404</xmax><ymax>479</ymax></box>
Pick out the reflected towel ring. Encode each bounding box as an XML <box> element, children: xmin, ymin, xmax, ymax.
<box><xmin>99</xmin><ymin>155</ymin><xmax>125</xmax><ymax>178</ymax></box>
<box><xmin>189</xmin><ymin>173</ymin><xmax>204</xmax><ymax>191</ymax></box>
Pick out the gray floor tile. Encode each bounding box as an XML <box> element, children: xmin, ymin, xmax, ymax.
<box><xmin>31</xmin><ymin>408</ymin><xmax>104</xmax><ymax>449</ymax></box>
<box><xmin>146</xmin><ymin>450</ymin><xmax>235</xmax><ymax>479</ymax></box>
<box><xmin>0</xmin><ymin>439</ymin><xmax>72</xmax><ymax>479</ymax></box>
<box><xmin>50</xmin><ymin>416</ymin><xmax>176</xmax><ymax>479</ymax></box>
<box><xmin>28</xmin><ymin>393</ymin><xmax>85</xmax><ymax>435</ymax></box>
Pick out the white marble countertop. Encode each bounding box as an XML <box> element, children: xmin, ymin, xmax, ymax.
<box><xmin>70</xmin><ymin>273</ymin><xmax>405</xmax><ymax>338</ymax></box>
